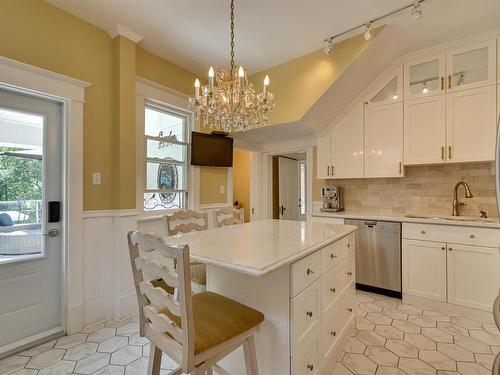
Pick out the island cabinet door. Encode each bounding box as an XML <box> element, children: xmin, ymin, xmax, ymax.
<box><xmin>291</xmin><ymin>280</ymin><xmax>320</xmax><ymax>355</ymax></box>
<box><xmin>320</xmin><ymin>257</ymin><xmax>353</xmax><ymax>316</ymax></box>
<box><xmin>292</xmin><ymin>333</ymin><xmax>320</xmax><ymax>375</ymax></box>
<box><xmin>402</xmin><ymin>239</ymin><xmax>447</xmax><ymax>301</ymax></box>
<box><xmin>446</xmin><ymin>243</ymin><xmax>500</xmax><ymax>311</ymax></box>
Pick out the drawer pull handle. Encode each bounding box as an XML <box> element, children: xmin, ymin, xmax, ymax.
<box><xmin>306</xmin><ymin>268</ymin><xmax>314</xmax><ymax>275</ymax></box>
<box><xmin>441</xmin><ymin>247</ymin><xmax>446</xmax><ymax>251</ymax></box>
<box><xmin>347</xmin><ymin>243</ymin><xmax>351</xmax><ymax>248</ymax></box>
<box><xmin>347</xmin><ymin>272</ymin><xmax>352</xmax><ymax>276</ymax></box>
<box><xmin>306</xmin><ymin>311</ymin><xmax>313</xmax><ymax>317</ymax></box>
<box><xmin>307</xmin><ymin>364</ymin><xmax>314</xmax><ymax>371</ymax></box>
<box><xmin>330</xmin><ymin>331</ymin><xmax>337</xmax><ymax>336</ymax></box>
<box><xmin>347</xmin><ymin>308</ymin><xmax>353</xmax><ymax>313</ymax></box>
<box><xmin>421</xmin><ymin>230</ymin><xmax>426</xmax><ymax>234</ymax></box>
<box><xmin>470</xmin><ymin>234</ymin><xmax>475</xmax><ymax>239</ymax></box>
<box><xmin>330</xmin><ymin>287</ymin><xmax>336</xmax><ymax>293</ymax></box>
<box><xmin>448</xmin><ymin>248</ymin><xmax>453</xmax><ymax>251</ymax></box>
<box><xmin>330</xmin><ymin>254</ymin><xmax>337</xmax><ymax>259</ymax></box>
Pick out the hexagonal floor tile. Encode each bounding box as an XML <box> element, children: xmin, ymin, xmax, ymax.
<box><xmin>359</xmin><ymin>303</ymin><xmax>384</xmax><ymax>313</ymax></box>
<box><xmin>74</xmin><ymin>352</ymin><xmax>110</xmax><ymax>374</ymax></box>
<box><xmin>128</xmin><ymin>333</ymin><xmax>149</xmax><ymax>347</ymax></box>
<box><xmin>454</xmin><ymin>336</ymin><xmax>492</xmax><ymax>354</ymax></box>
<box><xmin>26</xmin><ymin>349</ymin><xmax>65</xmax><ymax>369</ymax></box>
<box><xmin>404</xmin><ymin>333</ymin><xmax>436</xmax><ymax>350</ymax></box>
<box><xmin>87</xmin><ymin>327</ymin><xmax>117</xmax><ymax>343</ymax></box>
<box><xmin>374</xmin><ymin>300</ymin><xmax>399</xmax><ymax>309</ymax></box>
<box><xmin>397</xmin><ymin>304</ymin><xmax>422</xmax><ymax>316</ymax></box>
<box><xmin>392</xmin><ymin>320</ymin><xmax>421</xmax><ymax>334</ymax></box>
<box><xmin>437</xmin><ymin>343</ymin><xmax>475</xmax><ymax>362</ymax></box>
<box><xmin>419</xmin><ymin>350</ymin><xmax>456</xmax><ymax>371</ymax></box>
<box><xmin>332</xmin><ymin>362</ymin><xmax>354</xmax><ymax>375</ymax></box>
<box><xmin>10</xmin><ymin>369</ymin><xmax>38</xmax><ymax>375</ymax></box>
<box><xmin>451</xmin><ymin>317</ymin><xmax>483</xmax><ymax>330</ymax></box>
<box><xmin>375</xmin><ymin>366</ymin><xmax>408</xmax><ymax>375</ymax></box>
<box><xmin>421</xmin><ymin>327</ymin><xmax>453</xmax><ymax>343</ymax></box>
<box><xmin>116</xmin><ymin>323</ymin><xmax>139</xmax><ymax>337</ymax></box>
<box><xmin>383</xmin><ymin>309</ymin><xmax>409</xmax><ymax>321</ymax></box>
<box><xmin>356</xmin><ymin>331</ymin><xmax>386</xmax><ymax>347</ymax></box>
<box><xmin>19</xmin><ymin>339</ymin><xmax>56</xmax><ymax>357</ymax></box>
<box><xmin>409</xmin><ymin>316</ymin><xmax>437</xmax><ymax>328</ymax></box>
<box><xmin>344</xmin><ymin>337</ymin><xmax>367</xmax><ymax>353</ymax></box>
<box><xmin>342</xmin><ymin>353</ymin><xmax>377</xmax><ymax>375</ymax></box>
<box><xmin>356</xmin><ymin>294</ymin><xmax>375</xmax><ymax>303</ymax></box>
<box><xmin>366</xmin><ymin>313</ymin><xmax>393</xmax><ymax>325</ymax></box>
<box><xmin>469</xmin><ymin>330</ymin><xmax>500</xmax><ymax>346</ymax></box>
<box><xmin>398</xmin><ymin>358</ymin><xmax>435</xmax><ymax>375</ymax></box>
<box><xmin>365</xmin><ymin>347</ymin><xmax>399</xmax><ymax>366</ymax></box>
<box><xmin>357</xmin><ymin>317</ymin><xmax>376</xmax><ymax>331</ymax></box>
<box><xmin>436</xmin><ymin>322</ymin><xmax>469</xmax><ymax>337</ymax></box>
<box><xmin>98</xmin><ymin>336</ymin><xmax>129</xmax><ymax>353</ymax></box>
<box><xmin>474</xmin><ymin>353</ymin><xmax>495</xmax><ymax>370</ymax></box>
<box><xmin>54</xmin><ymin>333</ymin><xmax>88</xmax><ymax>349</ymax></box>
<box><xmin>457</xmin><ymin>362</ymin><xmax>491</xmax><ymax>375</ymax></box>
<box><xmin>64</xmin><ymin>342</ymin><xmax>98</xmax><ymax>361</ymax></box>
<box><xmin>110</xmin><ymin>346</ymin><xmax>142</xmax><ymax>366</ymax></box>
<box><xmin>38</xmin><ymin>360</ymin><xmax>76</xmax><ymax>375</ymax></box>
<box><xmin>125</xmin><ymin>357</ymin><xmax>148</xmax><ymax>375</ymax></box>
<box><xmin>0</xmin><ymin>355</ymin><xmax>30</xmax><ymax>374</ymax></box>
<box><xmin>385</xmin><ymin>339</ymin><xmax>418</xmax><ymax>358</ymax></box>
<box><xmin>423</xmin><ymin>310</ymin><xmax>451</xmax><ymax>323</ymax></box>
<box><xmin>375</xmin><ymin>325</ymin><xmax>405</xmax><ymax>340</ymax></box>
<box><xmin>93</xmin><ymin>365</ymin><xmax>125</xmax><ymax>375</ymax></box>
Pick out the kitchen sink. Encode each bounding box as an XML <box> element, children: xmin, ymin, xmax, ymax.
<box><xmin>405</xmin><ymin>214</ymin><xmax>497</xmax><ymax>223</ymax></box>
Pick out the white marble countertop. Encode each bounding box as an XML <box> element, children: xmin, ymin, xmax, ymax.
<box><xmin>312</xmin><ymin>211</ymin><xmax>500</xmax><ymax>229</ymax></box>
<box><xmin>161</xmin><ymin>219</ymin><xmax>357</xmax><ymax>277</ymax></box>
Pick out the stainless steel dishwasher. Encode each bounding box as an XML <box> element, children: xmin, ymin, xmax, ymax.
<box><xmin>344</xmin><ymin>219</ymin><xmax>402</xmax><ymax>298</ymax></box>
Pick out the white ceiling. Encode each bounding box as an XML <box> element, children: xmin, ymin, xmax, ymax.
<box><xmin>46</xmin><ymin>0</ymin><xmax>412</xmax><ymax>75</ymax></box>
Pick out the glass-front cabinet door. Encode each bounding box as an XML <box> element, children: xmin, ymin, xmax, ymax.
<box><xmin>365</xmin><ymin>68</ymin><xmax>403</xmax><ymax>107</ymax></box>
<box><xmin>404</xmin><ymin>54</ymin><xmax>445</xmax><ymax>99</ymax></box>
<box><xmin>446</xmin><ymin>40</ymin><xmax>496</xmax><ymax>92</ymax></box>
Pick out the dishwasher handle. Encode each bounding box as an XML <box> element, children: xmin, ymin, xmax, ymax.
<box><xmin>364</xmin><ymin>221</ymin><xmax>377</xmax><ymax>228</ymax></box>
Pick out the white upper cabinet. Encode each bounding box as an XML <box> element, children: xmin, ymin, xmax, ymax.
<box><xmin>330</xmin><ymin>103</ymin><xmax>364</xmax><ymax>179</ymax></box>
<box><xmin>365</xmin><ymin>102</ymin><xmax>404</xmax><ymax>178</ymax></box>
<box><xmin>366</xmin><ymin>70</ymin><xmax>403</xmax><ymax>107</ymax></box>
<box><xmin>404</xmin><ymin>95</ymin><xmax>446</xmax><ymax>165</ymax></box>
<box><xmin>316</xmin><ymin>134</ymin><xmax>331</xmax><ymax>179</ymax></box>
<box><xmin>446</xmin><ymin>85</ymin><xmax>497</xmax><ymax>162</ymax></box>
<box><xmin>446</xmin><ymin>40</ymin><xmax>497</xmax><ymax>92</ymax></box>
<box><xmin>404</xmin><ymin>54</ymin><xmax>446</xmax><ymax>99</ymax></box>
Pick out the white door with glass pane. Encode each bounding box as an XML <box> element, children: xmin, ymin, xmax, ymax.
<box><xmin>144</xmin><ymin>104</ymin><xmax>189</xmax><ymax>212</ymax></box>
<box><xmin>0</xmin><ymin>87</ymin><xmax>63</xmax><ymax>352</ymax></box>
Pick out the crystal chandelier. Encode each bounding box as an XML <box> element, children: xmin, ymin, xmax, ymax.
<box><xmin>188</xmin><ymin>0</ymin><xmax>275</xmax><ymax>133</ymax></box>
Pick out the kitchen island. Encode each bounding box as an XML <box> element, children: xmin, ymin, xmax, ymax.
<box><xmin>162</xmin><ymin>219</ymin><xmax>357</xmax><ymax>375</ymax></box>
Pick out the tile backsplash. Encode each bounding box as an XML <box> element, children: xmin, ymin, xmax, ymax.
<box><xmin>323</xmin><ymin>162</ymin><xmax>498</xmax><ymax>218</ymax></box>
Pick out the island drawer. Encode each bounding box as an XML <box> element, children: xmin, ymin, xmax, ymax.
<box><xmin>403</xmin><ymin>223</ymin><xmax>500</xmax><ymax>248</ymax></box>
<box><xmin>320</xmin><ymin>233</ymin><xmax>355</xmax><ymax>273</ymax></box>
<box><xmin>291</xmin><ymin>280</ymin><xmax>320</xmax><ymax>355</ymax></box>
<box><xmin>292</xmin><ymin>331</ymin><xmax>320</xmax><ymax>375</ymax></box>
<box><xmin>291</xmin><ymin>250</ymin><xmax>321</xmax><ymax>297</ymax></box>
<box><xmin>320</xmin><ymin>257</ymin><xmax>354</xmax><ymax>316</ymax></box>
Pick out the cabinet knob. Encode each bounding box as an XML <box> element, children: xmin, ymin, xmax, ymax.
<box><xmin>330</xmin><ymin>331</ymin><xmax>337</xmax><ymax>337</ymax></box>
<box><xmin>421</xmin><ymin>230</ymin><xmax>426</xmax><ymax>234</ymax></box>
<box><xmin>448</xmin><ymin>248</ymin><xmax>453</xmax><ymax>251</ymax></box>
<box><xmin>330</xmin><ymin>253</ymin><xmax>337</xmax><ymax>259</ymax></box>
<box><xmin>306</xmin><ymin>268</ymin><xmax>314</xmax><ymax>275</ymax></box>
<box><xmin>330</xmin><ymin>287</ymin><xmax>336</xmax><ymax>293</ymax></box>
<box><xmin>347</xmin><ymin>272</ymin><xmax>352</xmax><ymax>276</ymax></box>
<box><xmin>306</xmin><ymin>311</ymin><xmax>313</xmax><ymax>317</ymax></box>
<box><xmin>347</xmin><ymin>243</ymin><xmax>351</xmax><ymax>248</ymax></box>
<box><xmin>347</xmin><ymin>307</ymin><xmax>353</xmax><ymax>313</ymax></box>
<box><xmin>307</xmin><ymin>364</ymin><xmax>314</xmax><ymax>371</ymax></box>
<box><xmin>441</xmin><ymin>247</ymin><xmax>446</xmax><ymax>251</ymax></box>
<box><xmin>470</xmin><ymin>234</ymin><xmax>475</xmax><ymax>239</ymax></box>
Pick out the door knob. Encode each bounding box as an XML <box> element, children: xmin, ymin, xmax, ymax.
<box><xmin>43</xmin><ymin>229</ymin><xmax>59</xmax><ymax>237</ymax></box>
<box><xmin>306</xmin><ymin>311</ymin><xmax>313</xmax><ymax>317</ymax></box>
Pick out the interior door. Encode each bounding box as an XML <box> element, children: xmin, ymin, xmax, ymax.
<box><xmin>278</xmin><ymin>157</ymin><xmax>299</xmax><ymax>221</ymax></box>
<box><xmin>0</xmin><ymin>87</ymin><xmax>63</xmax><ymax>353</ymax></box>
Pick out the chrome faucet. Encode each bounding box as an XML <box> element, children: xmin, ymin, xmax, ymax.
<box><xmin>452</xmin><ymin>181</ymin><xmax>474</xmax><ymax>216</ymax></box>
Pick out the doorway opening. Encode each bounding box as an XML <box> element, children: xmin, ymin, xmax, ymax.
<box><xmin>272</xmin><ymin>152</ymin><xmax>307</xmax><ymax>221</ymax></box>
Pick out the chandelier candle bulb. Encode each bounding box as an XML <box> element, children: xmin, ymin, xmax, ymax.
<box><xmin>194</xmin><ymin>78</ymin><xmax>200</xmax><ymax>99</ymax></box>
<box><xmin>208</xmin><ymin>66</ymin><xmax>215</xmax><ymax>92</ymax></box>
<box><xmin>263</xmin><ymin>75</ymin><xmax>270</xmax><ymax>96</ymax></box>
<box><xmin>238</xmin><ymin>66</ymin><xmax>245</xmax><ymax>91</ymax></box>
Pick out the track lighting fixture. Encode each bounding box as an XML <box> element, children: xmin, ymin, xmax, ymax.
<box><xmin>364</xmin><ymin>22</ymin><xmax>373</xmax><ymax>41</ymax></box>
<box><xmin>411</xmin><ymin>0</ymin><xmax>423</xmax><ymax>19</ymax></box>
<box><xmin>422</xmin><ymin>82</ymin><xmax>429</xmax><ymax>94</ymax></box>
<box><xmin>324</xmin><ymin>38</ymin><xmax>334</xmax><ymax>55</ymax></box>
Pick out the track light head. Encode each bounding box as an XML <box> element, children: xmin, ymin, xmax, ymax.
<box><xmin>364</xmin><ymin>22</ymin><xmax>373</xmax><ymax>41</ymax></box>
<box><xmin>412</xmin><ymin>0</ymin><xmax>423</xmax><ymax>19</ymax></box>
<box><xmin>324</xmin><ymin>38</ymin><xmax>334</xmax><ymax>55</ymax></box>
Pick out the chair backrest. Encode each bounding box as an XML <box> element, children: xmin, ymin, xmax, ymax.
<box><xmin>127</xmin><ymin>230</ymin><xmax>195</xmax><ymax>371</ymax></box>
<box><xmin>163</xmin><ymin>210</ymin><xmax>208</xmax><ymax>236</ymax></box>
<box><xmin>213</xmin><ymin>207</ymin><xmax>244</xmax><ymax>228</ymax></box>
<box><xmin>494</xmin><ymin>293</ymin><xmax>500</xmax><ymax>330</ymax></box>
<box><xmin>16</xmin><ymin>197</ymin><xmax>27</xmax><ymax>211</ymax></box>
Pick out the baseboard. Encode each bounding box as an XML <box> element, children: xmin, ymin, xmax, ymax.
<box><xmin>403</xmin><ymin>294</ymin><xmax>494</xmax><ymax>323</ymax></box>
<box><xmin>0</xmin><ymin>327</ymin><xmax>64</xmax><ymax>359</ymax></box>
<box><xmin>66</xmin><ymin>303</ymin><xmax>84</xmax><ymax>334</ymax></box>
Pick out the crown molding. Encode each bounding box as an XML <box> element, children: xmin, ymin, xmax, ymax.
<box><xmin>109</xmin><ymin>22</ymin><xmax>144</xmax><ymax>43</ymax></box>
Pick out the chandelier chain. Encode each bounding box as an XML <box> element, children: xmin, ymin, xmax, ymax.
<box><xmin>230</xmin><ymin>0</ymin><xmax>235</xmax><ymax>76</ymax></box>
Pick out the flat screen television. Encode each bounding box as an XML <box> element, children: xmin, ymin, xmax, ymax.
<box><xmin>191</xmin><ymin>131</ymin><xmax>233</xmax><ymax>167</ymax></box>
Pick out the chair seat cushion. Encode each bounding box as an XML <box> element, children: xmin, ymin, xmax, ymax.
<box><xmin>161</xmin><ymin>291</ymin><xmax>264</xmax><ymax>354</ymax></box>
<box><xmin>190</xmin><ymin>263</ymin><xmax>206</xmax><ymax>286</ymax></box>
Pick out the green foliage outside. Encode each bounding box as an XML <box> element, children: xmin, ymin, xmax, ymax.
<box><xmin>0</xmin><ymin>147</ymin><xmax>42</xmax><ymax>203</ymax></box>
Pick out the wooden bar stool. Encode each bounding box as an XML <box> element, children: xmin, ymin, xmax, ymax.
<box><xmin>213</xmin><ymin>207</ymin><xmax>244</xmax><ymax>227</ymax></box>
<box><xmin>128</xmin><ymin>230</ymin><xmax>264</xmax><ymax>375</ymax></box>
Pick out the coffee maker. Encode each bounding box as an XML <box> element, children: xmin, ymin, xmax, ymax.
<box><xmin>320</xmin><ymin>186</ymin><xmax>344</xmax><ymax>212</ymax></box>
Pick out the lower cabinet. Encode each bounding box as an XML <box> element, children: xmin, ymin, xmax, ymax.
<box><xmin>290</xmin><ymin>232</ymin><xmax>356</xmax><ymax>375</ymax></box>
<box><xmin>402</xmin><ymin>223</ymin><xmax>500</xmax><ymax>312</ymax></box>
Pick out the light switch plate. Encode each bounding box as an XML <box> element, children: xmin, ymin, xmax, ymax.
<box><xmin>92</xmin><ymin>172</ymin><xmax>102</xmax><ymax>185</ymax></box>
<box><xmin>219</xmin><ymin>184</ymin><xmax>225</xmax><ymax>194</ymax></box>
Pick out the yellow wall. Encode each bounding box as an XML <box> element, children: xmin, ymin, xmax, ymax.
<box><xmin>199</xmin><ymin>167</ymin><xmax>228</xmax><ymax>205</ymax></box>
<box><xmin>0</xmin><ymin>0</ymin><xmax>228</xmax><ymax>210</ymax></box>
<box><xmin>232</xmin><ymin>149</ymin><xmax>250</xmax><ymax>222</ymax></box>
<box><xmin>250</xmin><ymin>29</ymin><xmax>382</xmax><ymax>126</ymax></box>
